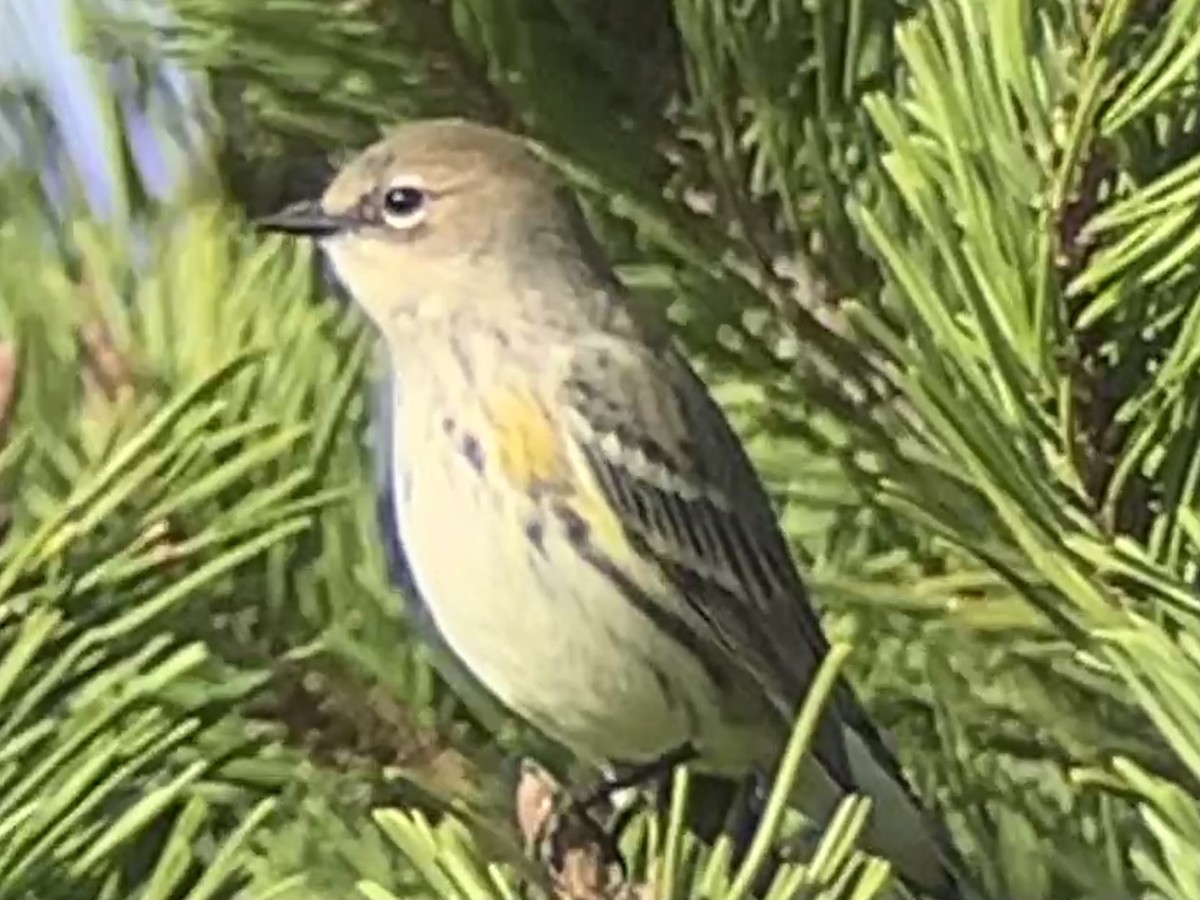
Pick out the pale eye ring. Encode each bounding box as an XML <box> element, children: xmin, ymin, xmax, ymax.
<box><xmin>380</xmin><ymin>178</ymin><xmax>428</xmax><ymax>229</ymax></box>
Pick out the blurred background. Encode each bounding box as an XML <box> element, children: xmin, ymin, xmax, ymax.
<box><xmin>1</xmin><ymin>1</ymin><xmax>1199</xmax><ymax>899</ymax></box>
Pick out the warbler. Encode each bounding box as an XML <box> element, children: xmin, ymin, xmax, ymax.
<box><xmin>259</xmin><ymin>118</ymin><xmax>974</xmax><ymax>899</ymax></box>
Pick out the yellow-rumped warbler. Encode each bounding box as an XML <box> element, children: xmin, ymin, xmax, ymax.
<box><xmin>259</xmin><ymin>118</ymin><xmax>973</xmax><ymax>900</ymax></box>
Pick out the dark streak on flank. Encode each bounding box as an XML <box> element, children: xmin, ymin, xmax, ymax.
<box><xmin>549</xmin><ymin>500</ymin><xmax>731</xmax><ymax>694</ymax></box>
<box><xmin>575</xmin><ymin>535</ymin><xmax>732</xmax><ymax>695</ymax></box>
<box><xmin>461</xmin><ymin>434</ymin><xmax>485</xmax><ymax>473</ymax></box>
<box><xmin>557</xmin><ymin>503</ymin><xmax>590</xmax><ymax>547</ymax></box>
<box><xmin>524</xmin><ymin>519</ymin><xmax>546</xmax><ymax>554</ymax></box>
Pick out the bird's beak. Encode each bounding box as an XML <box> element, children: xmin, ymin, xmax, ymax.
<box><xmin>255</xmin><ymin>199</ymin><xmax>353</xmax><ymax>238</ymax></box>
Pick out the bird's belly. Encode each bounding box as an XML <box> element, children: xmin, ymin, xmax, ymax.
<box><xmin>393</xmin><ymin>453</ymin><xmax>761</xmax><ymax>769</ymax></box>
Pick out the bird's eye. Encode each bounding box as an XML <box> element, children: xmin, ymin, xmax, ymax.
<box><xmin>380</xmin><ymin>180</ymin><xmax>428</xmax><ymax>229</ymax></box>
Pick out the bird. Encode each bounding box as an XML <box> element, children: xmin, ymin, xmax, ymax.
<box><xmin>257</xmin><ymin>117</ymin><xmax>976</xmax><ymax>900</ymax></box>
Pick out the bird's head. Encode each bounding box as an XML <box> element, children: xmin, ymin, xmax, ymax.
<box><xmin>258</xmin><ymin>118</ymin><xmax>613</xmax><ymax>337</ymax></box>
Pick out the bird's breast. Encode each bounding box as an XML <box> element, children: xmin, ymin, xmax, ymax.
<box><xmin>385</xmin><ymin>387</ymin><xmax>769</xmax><ymax>770</ymax></box>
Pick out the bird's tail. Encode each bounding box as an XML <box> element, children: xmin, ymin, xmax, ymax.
<box><xmin>832</xmin><ymin>725</ymin><xmax>992</xmax><ymax>900</ymax></box>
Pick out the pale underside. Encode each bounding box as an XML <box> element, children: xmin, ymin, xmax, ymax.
<box><xmin>379</xmin><ymin>322</ymin><xmax>956</xmax><ymax>897</ymax></box>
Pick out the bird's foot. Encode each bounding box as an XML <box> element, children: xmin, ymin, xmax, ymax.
<box><xmin>512</xmin><ymin>746</ymin><xmax>699</xmax><ymax>899</ymax></box>
<box><xmin>516</xmin><ymin>759</ymin><xmax>628</xmax><ymax>900</ymax></box>
<box><xmin>573</xmin><ymin>742</ymin><xmax>699</xmax><ymax>812</ymax></box>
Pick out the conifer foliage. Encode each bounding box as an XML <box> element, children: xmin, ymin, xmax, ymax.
<box><xmin>1</xmin><ymin>1</ymin><xmax>1199</xmax><ymax>898</ymax></box>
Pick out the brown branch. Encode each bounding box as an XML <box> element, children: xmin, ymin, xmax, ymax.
<box><xmin>1055</xmin><ymin>146</ymin><xmax>1115</xmax><ymax>286</ymax></box>
<box><xmin>516</xmin><ymin>760</ymin><xmax>649</xmax><ymax>900</ymax></box>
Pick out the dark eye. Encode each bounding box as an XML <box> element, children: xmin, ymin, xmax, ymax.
<box><xmin>380</xmin><ymin>182</ymin><xmax>427</xmax><ymax>228</ymax></box>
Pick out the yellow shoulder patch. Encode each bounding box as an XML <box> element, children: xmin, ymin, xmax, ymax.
<box><xmin>482</xmin><ymin>385</ymin><xmax>636</xmax><ymax>565</ymax></box>
<box><xmin>485</xmin><ymin>386</ymin><xmax>571</xmax><ymax>492</ymax></box>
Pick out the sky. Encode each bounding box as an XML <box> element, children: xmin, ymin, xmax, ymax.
<box><xmin>0</xmin><ymin>0</ymin><xmax>194</xmax><ymax>217</ymax></box>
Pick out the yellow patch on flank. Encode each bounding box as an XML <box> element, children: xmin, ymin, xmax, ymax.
<box><xmin>484</xmin><ymin>386</ymin><xmax>638</xmax><ymax>566</ymax></box>
<box><xmin>485</xmin><ymin>386</ymin><xmax>571</xmax><ymax>492</ymax></box>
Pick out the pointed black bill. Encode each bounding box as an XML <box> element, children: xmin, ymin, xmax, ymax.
<box><xmin>255</xmin><ymin>199</ymin><xmax>353</xmax><ymax>238</ymax></box>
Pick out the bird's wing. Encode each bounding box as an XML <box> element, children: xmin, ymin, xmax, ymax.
<box><xmin>555</xmin><ymin>334</ymin><xmax>903</xmax><ymax>796</ymax></box>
